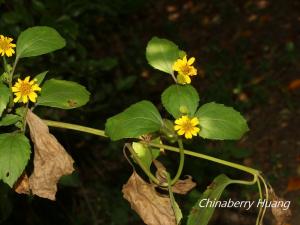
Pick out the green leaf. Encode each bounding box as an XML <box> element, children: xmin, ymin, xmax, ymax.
<box><xmin>34</xmin><ymin>71</ymin><xmax>48</xmax><ymax>85</ymax></box>
<box><xmin>16</xmin><ymin>26</ymin><xmax>66</xmax><ymax>58</ymax></box>
<box><xmin>37</xmin><ymin>79</ymin><xmax>90</xmax><ymax>109</ymax></box>
<box><xmin>0</xmin><ymin>133</ymin><xmax>31</xmax><ymax>187</ymax></box>
<box><xmin>0</xmin><ymin>83</ymin><xmax>10</xmax><ymax>117</ymax></box>
<box><xmin>195</xmin><ymin>102</ymin><xmax>249</xmax><ymax>140</ymax></box>
<box><xmin>0</xmin><ymin>114</ymin><xmax>21</xmax><ymax>126</ymax></box>
<box><xmin>162</xmin><ymin>84</ymin><xmax>199</xmax><ymax>118</ymax></box>
<box><xmin>166</xmin><ymin>172</ymin><xmax>183</xmax><ymax>225</ymax></box>
<box><xmin>132</xmin><ymin>140</ymin><xmax>160</xmax><ymax>170</ymax></box>
<box><xmin>187</xmin><ymin>174</ymin><xmax>238</xmax><ymax>225</ymax></box>
<box><xmin>105</xmin><ymin>100</ymin><xmax>162</xmax><ymax>141</ymax></box>
<box><xmin>146</xmin><ymin>37</ymin><xmax>181</xmax><ymax>75</ymax></box>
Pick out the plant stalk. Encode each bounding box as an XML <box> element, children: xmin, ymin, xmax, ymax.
<box><xmin>44</xmin><ymin>120</ymin><xmax>260</xmax><ymax>177</ymax></box>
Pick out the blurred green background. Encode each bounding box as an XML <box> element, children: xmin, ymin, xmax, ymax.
<box><xmin>0</xmin><ymin>0</ymin><xmax>299</xmax><ymax>224</ymax></box>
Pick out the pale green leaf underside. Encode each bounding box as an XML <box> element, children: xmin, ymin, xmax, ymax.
<box><xmin>196</xmin><ymin>102</ymin><xmax>249</xmax><ymax>140</ymax></box>
<box><xmin>162</xmin><ymin>84</ymin><xmax>199</xmax><ymax>118</ymax></box>
<box><xmin>132</xmin><ymin>141</ymin><xmax>160</xmax><ymax>170</ymax></box>
<box><xmin>0</xmin><ymin>133</ymin><xmax>31</xmax><ymax>187</ymax></box>
<box><xmin>37</xmin><ymin>79</ymin><xmax>90</xmax><ymax>109</ymax></box>
<box><xmin>146</xmin><ymin>37</ymin><xmax>181</xmax><ymax>75</ymax></box>
<box><xmin>16</xmin><ymin>26</ymin><xmax>66</xmax><ymax>58</ymax></box>
<box><xmin>105</xmin><ymin>100</ymin><xmax>162</xmax><ymax>141</ymax></box>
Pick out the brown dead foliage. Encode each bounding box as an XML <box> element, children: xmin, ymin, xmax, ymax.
<box><xmin>172</xmin><ymin>175</ymin><xmax>196</xmax><ymax>195</ymax></box>
<box><xmin>269</xmin><ymin>188</ymin><xmax>292</xmax><ymax>225</ymax></box>
<box><xmin>24</xmin><ymin>110</ymin><xmax>74</xmax><ymax>200</ymax></box>
<box><xmin>153</xmin><ymin>160</ymin><xmax>196</xmax><ymax>194</ymax></box>
<box><xmin>122</xmin><ymin>171</ymin><xmax>177</xmax><ymax>225</ymax></box>
<box><xmin>14</xmin><ymin>172</ymin><xmax>30</xmax><ymax>195</ymax></box>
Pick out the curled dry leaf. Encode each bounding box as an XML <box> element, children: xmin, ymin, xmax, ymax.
<box><xmin>14</xmin><ymin>172</ymin><xmax>30</xmax><ymax>195</ymax></box>
<box><xmin>269</xmin><ymin>188</ymin><xmax>292</xmax><ymax>225</ymax></box>
<box><xmin>26</xmin><ymin>110</ymin><xmax>74</xmax><ymax>200</ymax></box>
<box><xmin>172</xmin><ymin>175</ymin><xmax>196</xmax><ymax>195</ymax></box>
<box><xmin>122</xmin><ymin>171</ymin><xmax>177</xmax><ymax>225</ymax></box>
<box><xmin>153</xmin><ymin>160</ymin><xmax>196</xmax><ymax>194</ymax></box>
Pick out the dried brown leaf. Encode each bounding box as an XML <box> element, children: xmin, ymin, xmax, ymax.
<box><xmin>172</xmin><ymin>175</ymin><xmax>196</xmax><ymax>195</ymax></box>
<box><xmin>269</xmin><ymin>188</ymin><xmax>292</xmax><ymax>225</ymax></box>
<box><xmin>14</xmin><ymin>172</ymin><xmax>30</xmax><ymax>195</ymax></box>
<box><xmin>26</xmin><ymin>110</ymin><xmax>74</xmax><ymax>200</ymax></box>
<box><xmin>122</xmin><ymin>171</ymin><xmax>176</xmax><ymax>225</ymax></box>
<box><xmin>153</xmin><ymin>160</ymin><xmax>196</xmax><ymax>194</ymax></box>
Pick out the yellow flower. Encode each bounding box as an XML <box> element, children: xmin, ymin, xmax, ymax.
<box><xmin>174</xmin><ymin>115</ymin><xmax>200</xmax><ymax>139</ymax></box>
<box><xmin>173</xmin><ymin>55</ymin><xmax>197</xmax><ymax>84</ymax></box>
<box><xmin>177</xmin><ymin>74</ymin><xmax>191</xmax><ymax>84</ymax></box>
<box><xmin>12</xmin><ymin>76</ymin><xmax>41</xmax><ymax>104</ymax></box>
<box><xmin>0</xmin><ymin>35</ymin><xmax>16</xmax><ymax>57</ymax></box>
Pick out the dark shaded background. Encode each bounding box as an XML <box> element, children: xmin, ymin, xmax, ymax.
<box><xmin>0</xmin><ymin>0</ymin><xmax>299</xmax><ymax>224</ymax></box>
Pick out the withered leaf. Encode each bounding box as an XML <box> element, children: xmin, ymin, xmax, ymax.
<box><xmin>26</xmin><ymin>110</ymin><xmax>74</xmax><ymax>200</ymax></box>
<box><xmin>14</xmin><ymin>172</ymin><xmax>30</xmax><ymax>195</ymax></box>
<box><xmin>153</xmin><ymin>160</ymin><xmax>196</xmax><ymax>194</ymax></box>
<box><xmin>269</xmin><ymin>188</ymin><xmax>292</xmax><ymax>225</ymax></box>
<box><xmin>122</xmin><ymin>171</ymin><xmax>176</xmax><ymax>225</ymax></box>
<box><xmin>172</xmin><ymin>175</ymin><xmax>196</xmax><ymax>195</ymax></box>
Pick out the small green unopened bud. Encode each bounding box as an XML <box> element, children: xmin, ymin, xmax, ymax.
<box><xmin>179</xmin><ymin>105</ymin><xmax>188</xmax><ymax>114</ymax></box>
<box><xmin>160</xmin><ymin>119</ymin><xmax>178</xmax><ymax>143</ymax></box>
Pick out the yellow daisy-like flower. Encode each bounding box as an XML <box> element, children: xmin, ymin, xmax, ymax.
<box><xmin>174</xmin><ymin>115</ymin><xmax>200</xmax><ymax>139</ymax></box>
<box><xmin>173</xmin><ymin>55</ymin><xmax>197</xmax><ymax>84</ymax></box>
<box><xmin>0</xmin><ymin>35</ymin><xmax>16</xmax><ymax>57</ymax></box>
<box><xmin>12</xmin><ymin>76</ymin><xmax>41</xmax><ymax>104</ymax></box>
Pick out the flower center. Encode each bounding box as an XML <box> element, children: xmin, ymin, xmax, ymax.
<box><xmin>181</xmin><ymin>64</ymin><xmax>191</xmax><ymax>74</ymax></box>
<box><xmin>182</xmin><ymin>121</ymin><xmax>194</xmax><ymax>132</ymax></box>
<box><xmin>0</xmin><ymin>40</ymin><xmax>10</xmax><ymax>51</ymax></box>
<box><xmin>19</xmin><ymin>82</ymin><xmax>32</xmax><ymax>95</ymax></box>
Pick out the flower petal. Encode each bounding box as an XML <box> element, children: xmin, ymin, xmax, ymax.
<box><xmin>188</xmin><ymin>57</ymin><xmax>195</xmax><ymax>65</ymax></box>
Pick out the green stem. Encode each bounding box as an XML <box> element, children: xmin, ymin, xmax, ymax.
<box><xmin>232</xmin><ymin>174</ymin><xmax>257</xmax><ymax>186</ymax></box>
<box><xmin>258</xmin><ymin>175</ymin><xmax>269</xmax><ymax>225</ymax></box>
<box><xmin>256</xmin><ymin>178</ymin><xmax>263</xmax><ymax>225</ymax></box>
<box><xmin>2</xmin><ymin>56</ymin><xmax>7</xmax><ymax>72</ymax></box>
<box><xmin>171</xmin><ymin>72</ymin><xmax>177</xmax><ymax>83</ymax></box>
<box><xmin>44</xmin><ymin>120</ymin><xmax>260</xmax><ymax>176</ymax></box>
<box><xmin>171</xmin><ymin>139</ymin><xmax>185</xmax><ymax>185</ymax></box>
<box><xmin>8</xmin><ymin>57</ymin><xmax>19</xmax><ymax>108</ymax></box>
<box><xmin>145</xmin><ymin>142</ymin><xmax>260</xmax><ymax>176</ymax></box>
<box><xmin>44</xmin><ymin>120</ymin><xmax>107</xmax><ymax>137</ymax></box>
<box><xmin>21</xmin><ymin>103</ymin><xmax>29</xmax><ymax>132</ymax></box>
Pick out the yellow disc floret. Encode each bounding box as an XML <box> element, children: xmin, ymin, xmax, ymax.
<box><xmin>12</xmin><ymin>76</ymin><xmax>41</xmax><ymax>104</ymax></box>
<box><xmin>0</xmin><ymin>35</ymin><xmax>16</xmax><ymax>57</ymax></box>
<box><xmin>174</xmin><ymin>115</ymin><xmax>200</xmax><ymax>139</ymax></box>
<box><xmin>173</xmin><ymin>55</ymin><xmax>197</xmax><ymax>84</ymax></box>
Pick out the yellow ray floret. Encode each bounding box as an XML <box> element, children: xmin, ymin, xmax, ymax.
<box><xmin>173</xmin><ymin>55</ymin><xmax>197</xmax><ymax>84</ymax></box>
<box><xmin>174</xmin><ymin>115</ymin><xmax>200</xmax><ymax>139</ymax></box>
<box><xmin>12</xmin><ymin>76</ymin><xmax>41</xmax><ymax>104</ymax></box>
<box><xmin>0</xmin><ymin>35</ymin><xmax>16</xmax><ymax>57</ymax></box>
